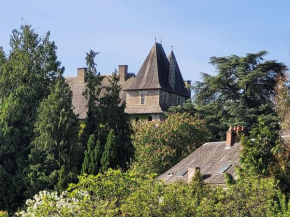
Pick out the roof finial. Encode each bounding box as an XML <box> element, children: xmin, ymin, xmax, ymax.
<box><xmin>155</xmin><ymin>35</ymin><xmax>156</xmax><ymax>43</ymax></box>
<box><xmin>160</xmin><ymin>35</ymin><xmax>162</xmax><ymax>44</ymax></box>
<box><xmin>171</xmin><ymin>43</ymin><xmax>173</xmax><ymax>51</ymax></box>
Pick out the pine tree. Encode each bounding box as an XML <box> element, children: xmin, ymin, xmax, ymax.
<box><xmin>0</xmin><ymin>25</ymin><xmax>60</xmax><ymax>211</ymax></box>
<box><xmin>101</xmin><ymin>129</ymin><xmax>117</xmax><ymax>172</ymax></box>
<box><xmin>28</xmin><ymin>68</ymin><xmax>80</xmax><ymax>196</ymax></box>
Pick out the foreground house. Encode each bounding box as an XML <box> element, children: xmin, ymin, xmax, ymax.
<box><xmin>158</xmin><ymin>127</ymin><xmax>244</xmax><ymax>185</ymax></box>
<box><xmin>66</xmin><ymin>42</ymin><xmax>190</xmax><ymax>120</ymax></box>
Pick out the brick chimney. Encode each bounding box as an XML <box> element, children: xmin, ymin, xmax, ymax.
<box><xmin>187</xmin><ymin>167</ymin><xmax>200</xmax><ymax>184</ymax></box>
<box><xmin>226</xmin><ymin>126</ymin><xmax>234</xmax><ymax>147</ymax></box>
<box><xmin>118</xmin><ymin>65</ymin><xmax>128</xmax><ymax>82</ymax></box>
<box><xmin>226</xmin><ymin>126</ymin><xmax>246</xmax><ymax>147</ymax></box>
<box><xmin>76</xmin><ymin>68</ymin><xmax>87</xmax><ymax>84</ymax></box>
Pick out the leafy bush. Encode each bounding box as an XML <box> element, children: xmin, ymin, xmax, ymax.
<box><xmin>17</xmin><ymin>169</ymin><xmax>288</xmax><ymax>217</ymax></box>
<box><xmin>131</xmin><ymin>113</ymin><xmax>209</xmax><ymax>174</ymax></box>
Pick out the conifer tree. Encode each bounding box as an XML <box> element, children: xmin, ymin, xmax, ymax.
<box><xmin>0</xmin><ymin>25</ymin><xmax>60</xmax><ymax>211</ymax></box>
<box><xmin>99</xmin><ymin>71</ymin><xmax>134</xmax><ymax>170</ymax></box>
<box><xmin>81</xmin><ymin>134</ymin><xmax>102</xmax><ymax>175</ymax></box>
<box><xmin>101</xmin><ymin>129</ymin><xmax>117</xmax><ymax>172</ymax></box>
<box><xmin>80</xmin><ymin>50</ymin><xmax>102</xmax><ymax>148</ymax></box>
<box><xmin>28</xmin><ymin>68</ymin><xmax>80</xmax><ymax>196</ymax></box>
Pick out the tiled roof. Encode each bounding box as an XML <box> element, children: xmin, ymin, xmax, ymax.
<box><xmin>158</xmin><ymin>141</ymin><xmax>241</xmax><ymax>185</ymax></box>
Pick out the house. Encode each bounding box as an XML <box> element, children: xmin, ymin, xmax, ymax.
<box><xmin>66</xmin><ymin>65</ymin><xmax>135</xmax><ymax>119</ymax></box>
<box><xmin>66</xmin><ymin>42</ymin><xmax>190</xmax><ymax>120</ymax></box>
<box><xmin>124</xmin><ymin>42</ymin><xmax>191</xmax><ymax>121</ymax></box>
<box><xmin>158</xmin><ymin>126</ymin><xmax>245</xmax><ymax>185</ymax></box>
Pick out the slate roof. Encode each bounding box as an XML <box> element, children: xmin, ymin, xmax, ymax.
<box><xmin>66</xmin><ymin>77</ymin><xmax>87</xmax><ymax>119</ymax></box>
<box><xmin>125</xmin><ymin>42</ymin><xmax>190</xmax><ymax>97</ymax></box>
<box><xmin>66</xmin><ymin>72</ymin><xmax>135</xmax><ymax>119</ymax></box>
<box><xmin>168</xmin><ymin>51</ymin><xmax>190</xmax><ymax>96</ymax></box>
<box><xmin>158</xmin><ymin>141</ymin><xmax>241</xmax><ymax>185</ymax></box>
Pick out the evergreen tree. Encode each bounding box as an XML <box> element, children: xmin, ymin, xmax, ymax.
<box><xmin>81</xmin><ymin>134</ymin><xmax>102</xmax><ymax>175</ymax></box>
<box><xmin>99</xmin><ymin>71</ymin><xmax>134</xmax><ymax>170</ymax></box>
<box><xmin>192</xmin><ymin>51</ymin><xmax>286</xmax><ymax>140</ymax></box>
<box><xmin>101</xmin><ymin>129</ymin><xmax>117</xmax><ymax>172</ymax></box>
<box><xmin>0</xmin><ymin>25</ymin><xmax>59</xmax><ymax>211</ymax></box>
<box><xmin>80</xmin><ymin>50</ymin><xmax>102</xmax><ymax>148</ymax></box>
<box><xmin>28</xmin><ymin>68</ymin><xmax>80</xmax><ymax>196</ymax></box>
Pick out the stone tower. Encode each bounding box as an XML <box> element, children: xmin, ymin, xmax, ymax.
<box><xmin>124</xmin><ymin>42</ymin><xmax>190</xmax><ymax>121</ymax></box>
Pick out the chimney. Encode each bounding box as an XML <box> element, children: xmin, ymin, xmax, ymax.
<box><xmin>184</xmin><ymin>80</ymin><xmax>192</xmax><ymax>87</ymax></box>
<box><xmin>76</xmin><ymin>68</ymin><xmax>87</xmax><ymax>84</ymax></box>
<box><xmin>118</xmin><ymin>65</ymin><xmax>128</xmax><ymax>82</ymax></box>
<box><xmin>226</xmin><ymin>126</ymin><xmax>234</xmax><ymax>147</ymax></box>
<box><xmin>226</xmin><ymin>126</ymin><xmax>246</xmax><ymax>147</ymax></box>
<box><xmin>187</xmin><ymin>167</ymin><xmax>200</xmax><ymax>184</ymax></box>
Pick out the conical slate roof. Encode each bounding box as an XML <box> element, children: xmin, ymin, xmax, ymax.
<box><xmin>168</xmin><ymin>50</ymin><xmax>190</xmax><ymax>96</ymax></box>
<box><xmin>126</xmin><ymin>42</ymin><xmax>189</xmax><ymax>97</ymax></box>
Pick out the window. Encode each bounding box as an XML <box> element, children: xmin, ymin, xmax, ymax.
<box><xmin>163</xmin><ymin>93</ymin><xmax>167</xmax><ymax>104</ymax></box>
<box><xmin>177</xmin><ymin>97</ymin><xmax>181</xmax><ymax>105</ymax></box>
<box><xmin>218</xmin><ymin>165</ymin><xmax>232</xmax><ymax>173</ymax></box>
<box><xmin>148</xmin><ymin>116</ymin><xmax>152</xmax><ymax>121</ymax></box>
<box><xmin>141</xmin><ymin>93</ymin><xmax>145</xmax><ymax>104</ymax></box>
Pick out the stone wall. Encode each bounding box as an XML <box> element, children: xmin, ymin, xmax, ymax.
<box><xmin>125</xmin><ymin>89</ymin><xmax>187</xmax><ymax>115</ymax></box>
<box><xmin>126</xmin><ymin>90</ymin><xmax>159</xmax><ymax>106</ymax></box>
<box><xmin>159</xmin><ymin>90</ymin><xmax>186</xmax><ymax>107</ymax></box>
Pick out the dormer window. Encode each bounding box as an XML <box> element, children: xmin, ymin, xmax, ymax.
<box><xmin>141</xmin><ymin>93</ymin><xmax>145</xmax><ymax>104</ymax></box>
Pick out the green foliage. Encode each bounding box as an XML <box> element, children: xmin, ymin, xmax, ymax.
<box><xmin>0</xmin><ymin>211</ymin><xmax>8</xmax><ymax>217</ymax></box>
<box><xmin>0</xmin><ymin>25</ymin><xmax>60</xmax><ymax>211</ymax></box>
<box><xmin>28</xmin><ymin>71</ymin><xmax>80</xmax><ymax>196</ymax></box>
<box><xmin>192</xmin><ymin>51</ymin><xmax>286</xmax><ymax>140</ymax></box>
<box><xmin>219</xmin><ymin>176</ymin><xmax>287</xmax><ymax>217</ymax></box>
<box><xmin>240</xmin><ymin>115</ymin><xmax>290</xmax><ymax>195</ymax></box>
<box><xmin>81</xmin><ymin>60</ymin><xmax>134</xmax><ymax>174</ymax></box>
<box><xmin>80</xmin><ymin>50</ymin><xmax>102</xmax><ymax>150</ymax></box>
<box><xmin>17</xmin><ymin>169</ymin><xmax>288</xmax><ymax>217</ymax></box>
<box><xmin>131</xmin><ymin>113</ymin><xmax>209</xmax><ymax>175</ymax></box>
<box><xmin>81</xmin><ymin>134</ymin><xmax>102</xmax><ymax>175</ymax></box>
<box><xmin>98</xmin><ymin>71</ymin><xmax>134</xmax><ymax>170</ymax></box>
<box><xmin>101</xmin><ymin>129</ymin><xmax>117</xmax><ymax>172</ymax></box>
<box><xmin>240</xmin><ymin>115</ymin><xmax>280</xmax><ymax>177</ymax></box>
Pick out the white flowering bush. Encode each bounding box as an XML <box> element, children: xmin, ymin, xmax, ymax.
<box><xmin>15</xmin><ymin>190</ymin><xmax>89</xmax><ymax>217</ymax></box>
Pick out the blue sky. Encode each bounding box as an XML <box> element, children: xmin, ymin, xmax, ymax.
<box><xmin>1</xmin><ymin>0</ymin><xmax>290</xmax><ymax>82</ymax></box>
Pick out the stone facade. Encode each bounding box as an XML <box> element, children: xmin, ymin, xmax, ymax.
<box><xmin>125</xmin><ymin>89</ymin><xmax>187</xmax><ymax>121</ymax></box>
<box><xmin>124</xmin><ymin>42</ymin><xmax>190</xmax><ymax>121</ymax></box>
<box><xmin>67</xmin><ymin>42</ymin><xmax>190</xmax><ymax>121</ymax></box>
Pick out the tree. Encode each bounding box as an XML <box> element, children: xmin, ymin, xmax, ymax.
<box><xmin>131</xmin><ymin>113</ymin><xmax>209</xmax><ymax>175</ymax></box>
<box><xmin>0</xmin><ymin>25</ymin><xmax>60</xmax><ymax>212</ymax></box>
<box><xmin>274</xmin><ymin>75</ymin><xmax>290</xmax><ymax>131</ymax></box>
<box><xmin>80</xmin><ymin>50</ymin><xmax>102</xmax><ymax>150</ymax></box>
<box><xmin>101</xmin><ymin>129</ymin><xmax>117</xmax><ymax>171</ymax></box>
<box><xmin>28</xmin><ymin>69</ymin><xmax>80</xmax><ymax>196</ymax></box>
<box><xmin>81</xmin><ymin>65</ymin><xmax>134</xmax><ymax>174</ymax></box>
<box><xmin>99</xmin><ymin>71</ymin><xmax>134</xmax><ymax>170</ymax></box>
<box><xmin>193</xmin><ymin>51</ymin><xmax>286</xmax><ymax>140</ymax></box>
<box><xmin>81</xmin><ymin>134</ymin><xmax>102</xmax><ymax>175</ymax></box>
<box><xmin>239</xmin><ymin>115</ymin><xmax>290</xmax><ymax>195</ymax></box>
